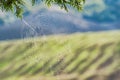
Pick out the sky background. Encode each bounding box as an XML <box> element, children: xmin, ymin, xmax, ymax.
<box><xmin>0</xmin><ymin>0</ymin><xmax>120</xmax><ymax>40</ymax></box>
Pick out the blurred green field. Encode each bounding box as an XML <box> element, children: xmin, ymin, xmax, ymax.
<box><xmin>0</xmin><ymin>31</ymin><xmax>120</xmax><ymax>80</ymax></box>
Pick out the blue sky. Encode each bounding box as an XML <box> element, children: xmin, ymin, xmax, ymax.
<box><xmin>0</xmin><ymin>0</ymin><xmax>120</xmax><ymax>40</ymax></box>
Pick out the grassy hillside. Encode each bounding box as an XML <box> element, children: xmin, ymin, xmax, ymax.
<box><xmin>0</xmin><ymin>31</ymin><xmax>120</xmax><ymax>80</ymax></box>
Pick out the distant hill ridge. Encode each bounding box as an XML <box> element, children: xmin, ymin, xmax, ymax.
<box><xmin>0</xmin><ymin>0</ymin><xmax>120</xmax><ymax>40</ymax></box>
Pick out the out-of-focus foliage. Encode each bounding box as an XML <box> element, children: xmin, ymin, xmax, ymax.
<box><xmin>0</xmin><ymin>0</ymin><xmax>85</xmax><ymax>18</ymax></box>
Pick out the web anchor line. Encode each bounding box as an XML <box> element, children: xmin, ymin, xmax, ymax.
<box><xmin>21</xmin><ymin>18</ymin><xmax>47</xmax><ymax>47</ymax></box>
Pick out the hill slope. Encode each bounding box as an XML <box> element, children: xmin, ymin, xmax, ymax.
<box><xmin>0</xmin><ymin>31</ymin><xmax>120</xmax><ymax>80</ymax></box>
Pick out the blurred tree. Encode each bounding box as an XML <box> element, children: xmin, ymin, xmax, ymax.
<box><xmin>0</xmin><ymin>0</ymin><xmax>85</xmax><ymax>18</ymax></box>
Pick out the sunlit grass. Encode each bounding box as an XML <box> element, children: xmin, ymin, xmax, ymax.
<box><xmin>0</xmin><ymin>31</ymin><xmax>120</xmax><ymax>80</ymax></box>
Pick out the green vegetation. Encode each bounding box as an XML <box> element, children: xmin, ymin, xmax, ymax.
<box><xmin>0</xmin><ymin>0</ymin><xmax>85</xmax><ymax>18</ymax></box>
<box><xmin>0</xmin><ymin>31</ymin><xmax>120</xmax><ymax>80</ymax></box>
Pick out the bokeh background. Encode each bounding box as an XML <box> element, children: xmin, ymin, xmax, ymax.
<box><xmin>0</xmin><ymin>0</ymin><xmax>120</xmax><ymax>40</ymax></box>
<box><xmin>0</xmin><ymin>0</ymin><xmax>120</xmax><ymax>80</ymax></box>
